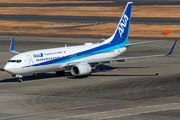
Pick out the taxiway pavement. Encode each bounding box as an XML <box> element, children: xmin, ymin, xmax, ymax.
<box><xmin>0</xmin><ymin>15</ymin><xmax>179</xmax><ymax>25</ymax></box>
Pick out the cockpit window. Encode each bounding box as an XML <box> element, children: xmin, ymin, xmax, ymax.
<box><xmin>8</xmin><ymin>60</ymin><xmax>22</xmax><ymax>63</ymax></box>
<box><xmin>17</xmin><ymin>60</ymin><xmax>22</xmax><ymax>63</ymax></box>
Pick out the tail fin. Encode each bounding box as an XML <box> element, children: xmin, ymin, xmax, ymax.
<box><xmin>104</xmin><ymin>2</ymin><xmax>133</xmax><ymax>44</ymax></box>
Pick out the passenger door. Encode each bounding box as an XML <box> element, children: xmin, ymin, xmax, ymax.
<box><xmin>26</xmin><ymin>55</ymin><xmax>33</xmax><ymax>66</ymax></box>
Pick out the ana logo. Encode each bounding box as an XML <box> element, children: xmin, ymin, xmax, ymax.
<box><xmin>33</xmin><ymin>53</ymin><xmax>43</xmax><ymax>58</ymax></box>
<box><xmin>118</xmin><ymin>14</ymin><xmax>129</xmax><ymax>37</ymax></box>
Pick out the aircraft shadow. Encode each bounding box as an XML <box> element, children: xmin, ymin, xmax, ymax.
<box><xmin>0</xmin><ymin>73</ymin><xmax>71</xmax><ymax>83</ymax></box>
<box><xmin>0</xmin><ymin>68</ymin><xmax>5</xmax><ymax>71</ymax></box>
<box><xmin>92</xmin><ymin>64</ymin><xmax>148</xmax><ymax>73</ymax></box>
<box><xmin>68</xmin><ymin>65</ymin><xmax>152</xmax><ymax>79</ymax></box>
<box><xmin>0</xmin><ymin>65</ymin><xmax>152</xmax><ymax>82</ymax></box>
<box><xmin>90</xmin><ymin>64</ymin><xmax>157</xmax><ymax>77</ymax></box>
<box><xmin>91</xmin><ymin>74</ymin><xmax>157</xmax><ymax>77</ymax></box>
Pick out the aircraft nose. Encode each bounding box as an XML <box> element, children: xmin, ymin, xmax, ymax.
<box><xmin>4</xmin><ymin>64</ymin><xmax>9</xmax><ymax>71</ymax></box>
<box><xmin>4</xmin><ymin>64</ymin><xmax>14</xmax><ymax>74</ymax></box>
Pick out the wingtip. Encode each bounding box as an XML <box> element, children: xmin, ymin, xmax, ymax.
<box><xmin>9</xmin><ymin>37</ymin><xmax>14</xmax><ymax>52</ymax></box>
<box><xmin>167</xmin><ymin>40</ymin><xmax>177</xmax><ymax>55</ymax></box>
<box><xmin>9</xmin><ymin>37</ymin><xmax>20</xmax><ymax>54</ymax></box>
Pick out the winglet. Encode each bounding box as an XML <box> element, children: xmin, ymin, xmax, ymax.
<box><xmin>167</xmin><ymin>40</ymin><xmax>177</xmax><ymax>55</ymax></box>
<box><xmin>10</xmin><ymin>37</ymin><xmax>14</xmax><ymax>52</ymax></box>
<box><xmin>9</xmin><ymin>38</ymin><xmax>20</xmax><ymax>54</ymax></box>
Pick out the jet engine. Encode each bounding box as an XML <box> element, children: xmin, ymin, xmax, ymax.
<box><xmin>71</xmin><ymin>63</ymin><xmax>91</xmax><ymax>76</ymax></box>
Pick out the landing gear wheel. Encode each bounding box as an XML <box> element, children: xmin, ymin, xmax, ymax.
<box><xmin>18</xmin><ymin>78</ymin><xmax>22</xmax><ymax>82</ymax></box>
<box><xmin>56</xmin><ymin>71</ymin><xmax>65</xmax><ymax>76</ymax></box>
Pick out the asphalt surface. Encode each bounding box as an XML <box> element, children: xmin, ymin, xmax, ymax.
<box><xmin>1</xmin><ymin>1</ymin><xmax>180</xmax><ymax>7</ymax></box>
<box><xmin>0</xmin><ymin>35</ymin><xmax>180</xmax><ymax>120</ymax></box>
<box><xmin>0</xmin><ymin>15</ymin><xmax>179</xmax><ymax>24</ymax></box>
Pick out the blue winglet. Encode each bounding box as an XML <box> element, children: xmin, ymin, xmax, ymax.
<box><xmin>10</xmin><ymin>37</ymin><xmax>14</xmax><ymax>52</ymax></box>
<box><xmin>9</xmin><ymin>37</ymin><xmax>20</xmax><ymax>54</ymax></box>
<box><xmin>167</xmin><ymin>40</ymin><xmax>177</xmax><ymax>55</ymax></box>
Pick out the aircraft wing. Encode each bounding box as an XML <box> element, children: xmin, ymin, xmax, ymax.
<box><xmin>67</xmin><ymin>40</ymin><xmax>177</xmax><ymax>66</ymax></box>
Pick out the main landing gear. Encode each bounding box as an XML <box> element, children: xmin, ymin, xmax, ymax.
<box><xmin>56</xmin><ymin>71</ymin><xmax>65</xmax><ymax>77</ymax></box>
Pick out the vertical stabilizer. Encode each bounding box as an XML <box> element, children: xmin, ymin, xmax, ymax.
<box><xmin>104</xmin><ymin>2</ymin><xmax>133</xmax><ymax>44</ymax></box>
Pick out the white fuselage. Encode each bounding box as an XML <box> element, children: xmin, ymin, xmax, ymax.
<box><xmin>4</xmin><ymin>42</ymin><xmax>127</xmax><ymax>76</ymax></box>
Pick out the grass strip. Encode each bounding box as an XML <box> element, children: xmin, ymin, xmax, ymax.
<box><xmin>0</xmin><ymin>20</ymin><xmax>95</xmax><ymax>28</ymax></box>
<box><xmin>0</xmin><ymin>5</ymin><xmax>179</xmax><ymax>18</ymax></box>
<box><xmin>0</xmin><ymin>22</ymin><xmax>179</xmax><ymax>38</ymax></box>
<box><xmin>0</xmin><ymin>0</ymin><xmax>113</xmax><ymax>4</ymax></box>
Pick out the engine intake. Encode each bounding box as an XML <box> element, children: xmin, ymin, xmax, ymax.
<box><xmin>71</xmin><ymin>63</ymin><xmax>91</xmax><ymax>76</ymax></box>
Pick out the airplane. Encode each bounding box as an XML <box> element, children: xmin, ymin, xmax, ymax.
<box><xmin>3</xmin><ymin>2</ymin><xmax>177</xmax><ymax>82</ymax></box>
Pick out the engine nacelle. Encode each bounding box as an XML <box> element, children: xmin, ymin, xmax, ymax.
<box><xmin>71</xmin><ymin>63</ymin><xmax>92</xmax><ymax>76</ymax></box>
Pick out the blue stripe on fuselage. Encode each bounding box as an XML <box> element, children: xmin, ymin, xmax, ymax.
<box><xmin>25</xmin><ymin>41</ymin><xmax>127</xmax><ymax>68</ymax></box>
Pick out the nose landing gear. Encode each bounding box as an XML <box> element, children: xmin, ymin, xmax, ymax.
<box><xmin>14</xmin><ymin>75</ymin><xmax>23</xmax><ymax>82</ymax></box>
<box><xmin>18</xmin><ymin>78</ymin><xmax>23</xmax><ymax>82</ymax></box>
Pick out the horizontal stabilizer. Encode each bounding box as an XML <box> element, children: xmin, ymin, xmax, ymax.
<box><xmin>125</xmin><ymin>40</ymin><xmax>166</xmax><ymax>46</ymax></box>
<box><xmin>101</xmin><ymin>38</ymin><xmax>106</xmax><ymax>41</ymax></box>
